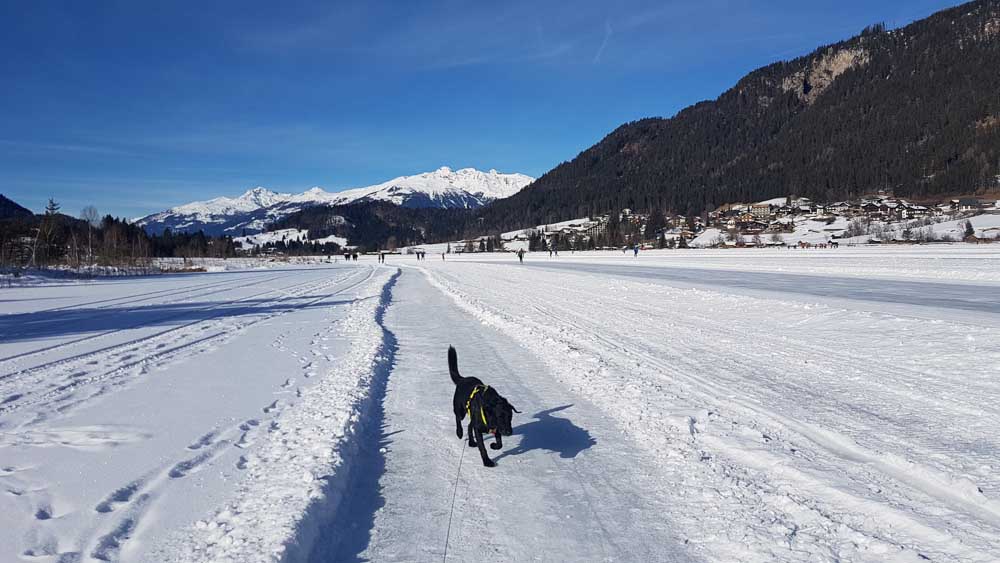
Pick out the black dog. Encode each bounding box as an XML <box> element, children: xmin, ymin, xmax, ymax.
<box><xmin>449</xmin><ymin>346</ymin><xmax>519</xmax><ymax>467</ymax></box>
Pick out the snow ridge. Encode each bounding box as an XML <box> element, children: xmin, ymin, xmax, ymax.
<box><xmin>176</xmin><ymin>267</ymin><xmax>398</xmax><ymax>563</ymax></box>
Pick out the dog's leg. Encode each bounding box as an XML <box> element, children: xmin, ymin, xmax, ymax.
<box><xmin>474</xmin><ymin>428</ymin><xmax>496</xmax><ymax>467</ymax></box>
<box><xmin>467</xmin><ymin>422</ymin><xmax>477</xmax><ymax>448</ymax></box>
<box><xmin>455</xmin><ymin>414</ymin><xmax>464</xmax><ymax>439</ymax></box>
<box><xmin>490</xmin><ymin>433</ymin><xmax>503</xmax><ymax>450</ymax></box>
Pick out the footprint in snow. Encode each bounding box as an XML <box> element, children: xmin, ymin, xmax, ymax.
<box><xmin>263</xmin><ymin>400</ymin><xmax>281</xmax><ymax>414</ymax></box>
<box><xmin>169</xmin><ymin>441</ymin><xmax>228</xmax><ymax>479</ymax></box>
<box><xmin>186</xmin><ymin>430</ymin><xmax>218</xmax><ymax>450</ymax></box>
<box><xmin>34</xmin><ymin>505</ymin><xmax>53</xmax><ymax>520</ymax></box>
<box><xmin>95</xmin><ymin>478</ymin><xmax>144</xmax><ymax>513</ymax></box>
<box><xmin>238</xmin><ymin>419</ymin><xmax>260</xmax><ymax>432</ymax></box>
<box><xmin>21</xmin><ymin>527</ymin><xmax>59</xmax><ymax>558</ymax></box>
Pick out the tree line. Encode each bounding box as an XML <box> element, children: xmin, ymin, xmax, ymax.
<box><xmin>0</xmin><ymin>198</ymin><xmax>240</xmax><ymax>271</ymax></box>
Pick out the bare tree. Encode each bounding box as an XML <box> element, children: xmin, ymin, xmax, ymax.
<box><xmin>81</xmin><ymin>206</ymin><xmax>99</xmax><ymax>266</ymax></box>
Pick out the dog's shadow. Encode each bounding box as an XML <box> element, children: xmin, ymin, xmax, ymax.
<box><xmin>494</xmin><ymin>404</ymin><xmax>595</xmax><ymax>462</ymax></box>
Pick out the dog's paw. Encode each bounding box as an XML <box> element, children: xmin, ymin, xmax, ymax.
<box><xmin>468</xmin><ymin>440</ymin><xmax>477</xmax><ymax>448</ymax></box>
<box><xmin>490</xmin><ymin>443</ymin><xmax>502</xmax><ymax>450</ymax></box>
<box><xmin>483</xmin><ymin>459</ymin><xmax>496</xmax><ymax>468</ymax></box>
<box><xmin>456</xmin><ymin>429</ymin><xmax>463</xmax><ymax>439</ymax></box>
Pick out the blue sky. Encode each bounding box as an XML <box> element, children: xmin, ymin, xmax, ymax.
<box><xmin>1</xmin><ymin>0</ymin><xmax>961</xmax><ymax>218</ymax></box>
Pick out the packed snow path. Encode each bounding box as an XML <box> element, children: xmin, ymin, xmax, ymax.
<box><xmin>317</xmin><ymin>268</ymin><xmax>696</xmax><ymax>562</ymax></box>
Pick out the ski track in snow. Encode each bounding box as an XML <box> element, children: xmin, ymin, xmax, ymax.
<box><xmin>0</xmin><ymin>264</ymin><xmax>383</xmax><ymax>562</ymax></box>
<box><xmin>2</xmin><ymin>247</ymin><xmax>999</xmax><ymax>562</ymax></box>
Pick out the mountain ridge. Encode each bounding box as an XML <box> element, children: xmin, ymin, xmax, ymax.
<box><xmin>135</xmin><ymin>167</ymin><xmax>534</xmax><ymax>236</ymax></box>
<box><xmin>0</xmin><ymin>194</ymin><xmax>33</xmax><ymax>220</ymax></box>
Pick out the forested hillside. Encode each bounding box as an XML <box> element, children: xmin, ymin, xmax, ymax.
<box><xmin>477</xmin><ymin>0</ymin><xmax>1000</xmax><ymax>231</ymax></box>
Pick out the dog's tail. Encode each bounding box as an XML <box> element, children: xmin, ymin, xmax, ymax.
<box><xmin>448</xmin><ymin>345</ymin><xmax>462</xmax><ymax>385</ymax></box>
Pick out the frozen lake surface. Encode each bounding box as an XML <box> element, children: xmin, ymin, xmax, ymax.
<box><xmin>1</xmin><ymin>246</ymin><xmax>998</xmax><ymax>562</ymax></box>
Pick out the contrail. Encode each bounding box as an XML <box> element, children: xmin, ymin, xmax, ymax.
<box><xmin>593</xmin><ymin>21</ymin><xmax>613</xmax><ymax>63</ymax></box>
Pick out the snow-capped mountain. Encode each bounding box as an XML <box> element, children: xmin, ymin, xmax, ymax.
<box><xmin>329</xmin><ymin>166</ymin><xmax>533</xmax><ymax>209</ymax></box>
<box><xmin>135</xmin><ymin>167</ymin><xmax>534</xmax><ymax>236</ymax></box>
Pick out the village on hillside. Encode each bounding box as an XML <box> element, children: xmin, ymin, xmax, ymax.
<box><xmin>226</xmin><ymin>194</ymin><xmax>1000</xmax><ymax>257</ymax></box>
<box><xmin>481</xmin><ymin>194</ymin><xmax>1000</xmax><ymax>253</ymax></box>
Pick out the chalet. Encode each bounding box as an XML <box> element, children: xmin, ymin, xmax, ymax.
<box><xmin>766</xmin><ymin>218</ymin><xmax>795</xmax><ymax>233</ymax></box>
<box><xmin>824</xmin><ymin>201</ymin><xmax>850</xmax><ymax>215</ymax></box>
<box><xmin>861</xmin><ymin>202</ymin><xmax>882</xmax><ymax>217</ymax></box>
<box><xmin>958</xmin><ymin>198</ymin><xmax>984</xmax><ymax>212</ymax></box>
<box><xmin>739</xmin><ymin>220</ymin><xmax>769</xmax><ymax>233</ymax></box>
<box><xmin>879</xmin><ymin>202</ymin><xmax>901</xmax><ymax>219</ymax></box>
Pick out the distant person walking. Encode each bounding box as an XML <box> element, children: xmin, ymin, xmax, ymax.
<box><xmin>517</xmin><ymin>249</ymin><xmax>525</xmax><ymax>264</ymax></box>
<box><xmin>441</xmin><ymin>252</ymin><xmax>446</xmax><ymax>261</ymax></box>
<box><xmin>633</xmin><ymin>244</ymin><xmax>640</xmax><ymax>257</ymax></box>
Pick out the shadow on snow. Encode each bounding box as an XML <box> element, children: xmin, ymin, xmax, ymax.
<box><xmin>0</xmin><ymin>295</ymin><xmax>361</xmax><ymax>345</ymax></box>
<box><xmin>494</xmin><ymin>404</ymin><xmax>596</xmax><ymax>462</ymax></box>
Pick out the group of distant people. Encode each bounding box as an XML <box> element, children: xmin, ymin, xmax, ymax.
<box><xmin>339</xmin><ymin>244</ymin><xmax>649</xmax><ymax>266</ymax></box>
<box><xmin>620</xmin><ymin>244</ymin><xmax>641</xmax><ymax>257</ymax></box>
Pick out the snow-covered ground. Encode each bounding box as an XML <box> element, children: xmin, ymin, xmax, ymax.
<box><xmin>2</xmin><ymin>247</ymin><xmax>999</xmax><ymax>562</ymax></box>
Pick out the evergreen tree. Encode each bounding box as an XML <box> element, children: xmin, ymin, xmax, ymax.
<box><xmin>645</xmin><ymin>208</ymin><xmax>667</xmax><ymax>241</ymax></box>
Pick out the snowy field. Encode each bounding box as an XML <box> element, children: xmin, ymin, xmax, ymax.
<box><xmin>2</xmin><ymin>246</ymin><xmax>999</xmax><ymax>562</ymax></box>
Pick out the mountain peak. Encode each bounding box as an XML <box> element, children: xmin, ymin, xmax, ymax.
<box><xmin>238</xmin><ymin>187</ymin><xmax>285</xmax><ymax>207</ymax></box>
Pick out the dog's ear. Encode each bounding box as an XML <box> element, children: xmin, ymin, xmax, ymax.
<box><xmin>510</xmin><ymin>405</ymin><xmax>521</xmax><ymax>413</ymax></box>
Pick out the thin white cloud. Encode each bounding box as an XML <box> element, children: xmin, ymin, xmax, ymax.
<box><xmin>593</xmin><ymin>21</ymin><xmax>613</xmax><ymax>63</ymax></box>
<box><xmin>0</xmin><ymin>139</ymin><xmax>135</xmax><ymax>156</ymax></box>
